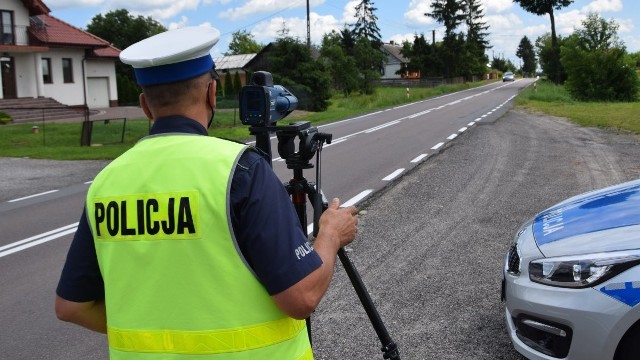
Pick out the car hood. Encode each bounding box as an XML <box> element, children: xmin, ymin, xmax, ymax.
<box><xmin>532</xmin><ymin>179</ymin><xmax>640</xmax><ymax>257</ymax></box>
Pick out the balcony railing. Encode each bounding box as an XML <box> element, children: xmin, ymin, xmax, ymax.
<box><xmin>1</xmin><ymin>25</ymin><xmax>31</xmax><ymax>46</ymax></box>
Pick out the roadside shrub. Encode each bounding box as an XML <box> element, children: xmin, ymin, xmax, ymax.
<box><xmin>0</xmin><ymin>111</ymin><xmax>12</xmax><ymax>124</ymax></box>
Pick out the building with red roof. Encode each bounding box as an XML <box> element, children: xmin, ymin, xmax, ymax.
<box><xmin>0</xmin><ymin>0</ymin><xmax>120</xmax><ymax>108</ymax></box>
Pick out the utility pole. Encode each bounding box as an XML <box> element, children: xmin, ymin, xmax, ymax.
<box><xmin>306</xmin><ymin>0</ymin><xmax>311</xmax><ymax>49</ymax></box>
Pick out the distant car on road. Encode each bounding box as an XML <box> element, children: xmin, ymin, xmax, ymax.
<box><xmin>503</xmin><ymin>72</ymin><xmax>515</xmax><ymax>82</ymax></box>
<box><xmin>502</xmin><ymin>179</ymin><xmax>640</xmax><ymax>360</ymax></box>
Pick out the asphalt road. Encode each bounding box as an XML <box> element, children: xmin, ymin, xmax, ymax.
<box><xmin>3</xmin><ymin>103</ymin><xmax>640</xmax><ymax>359</ymax></box>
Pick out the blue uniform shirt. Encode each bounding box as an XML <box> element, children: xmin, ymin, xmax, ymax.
<box><xmin>56</xmin><ymin>116</ymin><xmax>322</xmax><ymax>301</ymax></box>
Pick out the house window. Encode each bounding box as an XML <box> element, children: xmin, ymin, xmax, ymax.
<box><xmin>42</xmin><ymin>58</ymin><xmax>52</xmax><ymax>83</ymax></box>
<box><xmin>0</xmin><ymin>11</ymin><xmax>14</xmax><ymax>45</ymax></box>
<box><xmin>62</xmin><ymin>58</ymin><xmax>73</xmax><ymax>83</ymax></box>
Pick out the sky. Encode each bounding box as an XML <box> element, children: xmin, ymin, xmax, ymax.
<box><xmin>47</xmin><ymin>0</ymin><xmax>640</xmax><ymax>65</ymax></box>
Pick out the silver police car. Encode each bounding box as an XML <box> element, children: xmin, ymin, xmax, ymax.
<box><xmin>503</xmin><ymin>179</ymin><xmax>640</xmax><ymax>360</ymax></box>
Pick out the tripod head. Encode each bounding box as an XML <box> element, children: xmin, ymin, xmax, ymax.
<box><xmin>276</xmin><ymin>122</ymin><xmax>332</xmax><ymax>170</ymax></box>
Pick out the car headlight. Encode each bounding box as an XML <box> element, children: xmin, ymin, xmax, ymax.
<box><xmin>529</xmin><ymin>251</ymin><xmax>640</xmax><ymax>288</ymax></box>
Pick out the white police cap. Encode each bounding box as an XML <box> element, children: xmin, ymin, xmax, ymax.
<box><xmin>120</xmin><ymin>26</ymin><xmax>220</xmax><ymax>86</ymax></box>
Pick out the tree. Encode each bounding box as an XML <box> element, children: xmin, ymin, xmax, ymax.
<box><xmin>513</xmin><ymin>0</ymin><xmax>574</xmax><ymax>83</ymax></box>
<box><xmin>340</xmin><ymin>26</ymin><xmax>356</xmax><ymax>55</ymax></box>
<box><xmin>535</xmin><ymin>33</ymin><xmax>567</xmax><ymax>82</ymax></box>
<box><xmin>86</xmin><ymin>9</ymin><xmax>167</xmax><ymax>105</ymax></box>
<box><xmin>426</xmin><ymin>0</ymin><xmax>488</xmax><ymax>79</ymax></box>
<box><xmin>491</xmin><ymin>56</ymin><xmax>516</xmax><ymax>73</ymax></box>
<box><xmin>232</xmin><ymin>71</ymin><xmax>242</xmax><ymax>94</ymax></box>
<box><xmin>225</xmin><ymin>30</ymin><xmax>262</xmax><ymax>55</ymax></box>
<box><xmin>560</xmin><ymin>13</ymin><xmax>639</xmax><ymax>101</ymax></box>
<box><xmin>573</xmin><ymin>12</ymin><xmax>624</xmax><ymax>51</ymax></box>
<box><xmin>86</xmin><ymin>9</ymin><xmax>166</xmax><ymax>51</ymax></box>
<box><xmin>516</xmin><ymin>36</ymin><xmax>536</xmax><ymax>76</ymax></box>
<box><xmin>351</xmin><ymin>0</ymin><xmax>382</xmax><ymax>47</ymax></box>
<box><xmin>353</xmin><ymin>36</ymin><xmax>386</xmax><ymax>94</ymax></box>
<box><xmin>223</xmin><ymin>71</ymin><xmax>233</xmax><ymax>97</ymax></box>
<box><xmin>425</xmin><ymin>0</ymin><xmax>466</xmax><ymax>39</ymax></box>
<box><xmin>268</xmin><ymin>36</ymin><xmax>331</xmax><ymax>111</ymax></box>
<box><xmin>630</xmin><ymin>52</ymin><xmax>640</xmax><ymax>68</ymax></box>
<box><xmin>319</xmin><ymin>31</ymin><xmax>359</xmax><ymax>95</ymax></box>
<box><xmin>464</xmin><ymin>0</ymin><xmax>490</xmax><ymax>76</ymax></box>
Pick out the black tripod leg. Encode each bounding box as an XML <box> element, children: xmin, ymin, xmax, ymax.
<box><xmin>337</xmin><ymin>248</ymin><xmax>401</xmax><ymax>360</ymax></box>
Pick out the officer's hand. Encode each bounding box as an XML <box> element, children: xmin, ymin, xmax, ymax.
<box><xmin>318</xmin><ymin>198</ymin><xmax>358</xmax><ymax>249</ymax></box>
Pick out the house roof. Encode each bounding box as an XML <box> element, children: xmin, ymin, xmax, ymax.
<box><xmin>214</xmin><ymin>53</ymin><xmax>256</xmax><ymax>71</ymax></box>
<box><xmin>381</xmin><ymin>43</ymin><xmax>408</xmax><ymax>63</ymax></box>
<box><xmin>89</xmin><ymin>44</ymin><xmax>121</xmax><ymax>59</ymax></box>
<box><xmin>30</xmin><ymin>14</ymin><xmax>121</xmax><ymax>53</ymax></box>
<box><xmin>20</xmin><ymin>0</ymin><xmax>50</xmax><ymax>16</ymax></box>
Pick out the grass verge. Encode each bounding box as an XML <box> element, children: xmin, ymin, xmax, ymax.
<box><xmin>516</xmin><ymin>80</ymin><xmax>640</xmax><ymax>134</ymax></box>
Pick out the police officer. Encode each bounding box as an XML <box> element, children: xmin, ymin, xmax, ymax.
<box><xmin>55</xmin><ymin>26</ymin><xmax>358</xmax><ymax>359</ymax></box>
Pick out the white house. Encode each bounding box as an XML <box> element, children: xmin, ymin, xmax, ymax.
<box><xmin>380</xmin><ymin>42</ymin><xmax>412</xmax><ymax>80</ymax></box>
<box><xmin>0</xmin><ymin>0</ymin><xmax>120</xmax><ymax>109</ymax></box>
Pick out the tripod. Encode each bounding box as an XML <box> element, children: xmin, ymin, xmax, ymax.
<box><xmin>251</xmin><ymin>122</ymin><xmax>401</xmax><ymax>360</ymax></box>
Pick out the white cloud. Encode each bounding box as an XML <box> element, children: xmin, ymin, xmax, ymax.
<box><xmin>96</xmin><ymin>0</ymin><xmax>201</xmax><ymax>19</ymax></box>
<box><xmin>342</xmin><ymin>0</ymin><xmax>360</xmax><ymax>26</ymax></box>
<box><xmin>46</xmin><ymin>0</ymin><xmax>104</xmax><ymax>9</ymax></box>
<box><xmin>581</xmin><ymin>0</ymin><xmax>623</xmax><ymax>14</ymax></box>
<box><xmin>250</xmin><ymin>12</ymin><xmax>340</xmax><ymax>45</ymax></box>
<box><xmin>403</xmin><ymin>0</ymin><xmax>435</xmax><ymax>27</ymax></box>
<box><xmin>389</xmin><ymin>33</ymin><xmax>422</xmax><ymax>46</ymax></box>
<box><xmin>219</xmin><ymin>0</ymin><xmax>325</xmax><ymax>21</ymax></box>
<box><xmin>555</xmin><ymin>9</ymin><xmax>586</xmax><ymax>34</ymax></box>
<box><xmin>167</xmin><ymin>16</ymin><xmax>190</xmax><ymax>30</ymax></box>
<box><xmin>481</xmin><ymin>0</ymin><xmax>512</xmax><ymax>14</ymax></box>
<box><xmin>615</xmin><ymin>18</ymin><xmax>634</xmax><ymax>33</ymax></box>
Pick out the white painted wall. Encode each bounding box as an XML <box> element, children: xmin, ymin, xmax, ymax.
<box><xmin>13</xmin><ymin>52</ymin><xmax>38</xmax><ymax>97</ymax></box>
<box><xmin>4</xmin><ymin>0</ymin><xmax>29</xmax><ymax>25</ymax></box>
<box><xmin>41</xmin><ymin>48</ymin><xmax>86</xmax><ymax>106</ymax></box>
<box><xmin>86</xmin><ymin>77</ymin><xmax>109</xmax><ymax>108</ymax></box>
<box><xmin>85</xmin><ymin>59</ymin><xmax>118</xmax><ymax>105</ymax></box>
<box><xmin>382</xmin><ymin>63</ymin><xmax>403</xmax><ymax>80</ymax></box>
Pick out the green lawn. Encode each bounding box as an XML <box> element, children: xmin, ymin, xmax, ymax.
<box><xmin>515</xmin><ymin>80</ymin><xmax>640</xmax><ymax>134</ymax></box>
<box><xmin>2</xmin><ymin>79</ymin><xmax>638</xmax><ymax>160</ymax></box>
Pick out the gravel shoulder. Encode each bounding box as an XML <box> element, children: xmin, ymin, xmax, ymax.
<box><xmin>0</xmin><ymin>158</ymin><xmax>110</xmax><ymax>202</ymax></box>
<box><xmin>310</xmin><ymin>109</ymin><xmax>640</xmax><ymax>360</ymax></box>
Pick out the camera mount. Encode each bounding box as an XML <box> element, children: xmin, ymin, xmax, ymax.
<box><xmin>240</xmin><ymin>72</ymin><xmax>400</xmax><ymax>360</ymax></box>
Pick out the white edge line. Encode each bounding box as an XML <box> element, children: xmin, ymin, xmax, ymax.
<box><xmin>382</xmin><ymin>168</ymin><xmax>405</xmax><ymax>181</ymax></box>
<box><xmin>431</xmin><ymin>142</ymin><xmax>444</xmax><ymax>150</ymax></box>
<box><xmin>447</xmin><ymin>134</ymin><xmax>458</xmax><ymax>140</ymax></box>
<box><xmin>8</xmin><ymin>189</ymin><xmax>59</xmax><ymax>203</ymax></box>
<box><xmin>411</xmin><ymin>154</ymin><xmax>428</xmax><ymax>163</ymax></box>
<box><xmin>341</xmin><ymin>190</ymin><xmax>373</xmax><ymax>208</ymax></box>
<box><xmin>458</xmin><ymin>127</ymin><xmax>467</xmax><ymax>133</ymax></box>
<box><xmin>0</xmin><ymin>222</ymin><xmax>79</xmax><ymax>252</ymax></box>
<box><xmin>0</xmin><ymin>226</ymin><xmax>78</xmax><ymax>258</ymax></box>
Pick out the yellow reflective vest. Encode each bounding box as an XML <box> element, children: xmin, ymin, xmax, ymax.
<box><xmin>86</xmin><ymin>134</ymin><xmax>312</xmax><ymax>359</ymax></box>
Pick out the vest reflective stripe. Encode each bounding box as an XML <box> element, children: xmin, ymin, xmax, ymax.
<box><xmin>108</xmin><ymin>317</ymin><xmax>306</xmax><ymax>354</ymax></box>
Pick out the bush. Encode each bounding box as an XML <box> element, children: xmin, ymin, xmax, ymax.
<box><xmin>560</xmin><ymin>14</ymin><xmax>639</xmax><ymax>102</ymax></box>
<box><xmin>0</xmin><ymin>111</ymin><xmax>12</xmax><ymax>124</ymax></box>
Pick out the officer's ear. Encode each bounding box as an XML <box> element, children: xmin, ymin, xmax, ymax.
<box><xmin>207</xmin><ymin>80</ymin><xmax>217</xmax><ymax>110</ymax></box>
<box><xmin>139</xmin><ymin>93</ymin><xmax>154</xmax><ymax>120</ymax></box>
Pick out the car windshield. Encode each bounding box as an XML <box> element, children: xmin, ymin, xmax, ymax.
<box><xmin>505</xmin><ymin>72</ymin><xmax>513</xmax><ymax>76</ymax></box>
